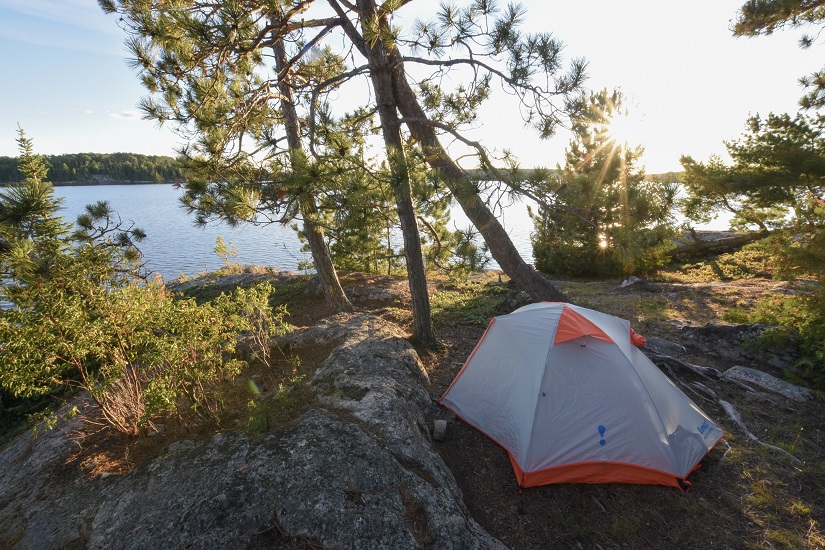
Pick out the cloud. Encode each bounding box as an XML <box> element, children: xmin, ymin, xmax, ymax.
<box><xmin>0</xmin><ymin>0</ymin><xmax>125</xmax><ymax>56</ymax></box>
<box><xmin>108</xmin><ymin>110</ymin><xmax>142</xmax><ymax>120</ymax></box>
<box><xmin>0</xmin><ymin>0</ymin><xmax>119</xmax><ymax>35</ymax></box>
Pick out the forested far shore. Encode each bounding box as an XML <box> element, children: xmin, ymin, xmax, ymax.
<box><xmin>0</xmin><ymin>152</ymin><xmax>185</xmax><ymax>184</ymax></box>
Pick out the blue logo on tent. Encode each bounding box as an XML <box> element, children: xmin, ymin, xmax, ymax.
<box><xmin>598</xmin><ymin>425</ymin><xmax>606</xmax><ymax>446</ymax></box>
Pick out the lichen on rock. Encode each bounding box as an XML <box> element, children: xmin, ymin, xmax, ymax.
<box><xmin>0</xmin><ymin>314</ymin><xmax>503</xmax><ymax>550</ymax></box>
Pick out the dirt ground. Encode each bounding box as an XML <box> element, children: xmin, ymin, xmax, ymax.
<box><xmin>209</xmin><ymin>270</ymin><xmax>825</xmax><ymax>548</ymax></box>
<box><xmin>413</xmin><ymin>275</ymin><xmax>825</xmax><ymax>550</ymax></box>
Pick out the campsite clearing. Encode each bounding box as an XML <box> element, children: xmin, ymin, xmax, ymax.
<box><xmin>48</xmin><ymin>264</ymin><xmax>825</xmax><ymax>549</ymax></box>
<box><xmin>421</xmin><ymin>274</ymin><xmax>824</xmax><ymax>549</ymax></box>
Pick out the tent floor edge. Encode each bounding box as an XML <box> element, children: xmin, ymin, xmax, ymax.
<box><xmin>520</xmin><ymin>462</ymin><xmax>688</xmax><ymax>490</ymax></box>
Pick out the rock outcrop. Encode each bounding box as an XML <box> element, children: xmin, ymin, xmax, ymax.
<box><xmin>0</xmin><ymin>314</ymin><xmax>503</xmax><ymax>549</ymax></box>
<box><xmin>679</xmin><ymin>323</ymin><xmax>800</xmax><ymax>369</ymax></box>
<box><xmin>642</xmin><ymin>336</ymin><xmax>687</xmax><ymax>357</ymax></box>
<box><xmin>722</xmin><ymin>365</ymin><xmax>814</xmax><ymax>402</ymax></box>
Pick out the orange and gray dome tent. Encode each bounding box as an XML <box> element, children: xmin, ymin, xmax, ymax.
<box><xmin>439</xmin><ymin>302</ymin><xmax>724</xmax><ymax>490</ymax></box>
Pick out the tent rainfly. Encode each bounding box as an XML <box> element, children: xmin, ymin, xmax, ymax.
<box><xmin>440</xmin><ymin>302</ymin><xmax>724</xmax><ymax>490</ymax></box>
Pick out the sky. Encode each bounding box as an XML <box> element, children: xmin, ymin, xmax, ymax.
<box><xmin>0</xmin><ymin>0</ymin><xmax>819</xmax><ymax>173</ymax></box>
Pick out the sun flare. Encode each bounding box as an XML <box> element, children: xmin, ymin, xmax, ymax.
<box><xmin>572</xmin><ymin>92</ymin><xmax>647</xmax><ymax>175</ymax></box>
<box><xmin>606</xmin><ymin>109</ymin><xmax>646</xmax><ymax>149</ymax></box>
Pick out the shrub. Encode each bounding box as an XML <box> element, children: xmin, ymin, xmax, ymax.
<box><xmin>727</xmin><ymin>291</ymin><xmax>825</xmax><ymax>389</ymax></box>
<box><xmin>0</xmin><ymin>131</ymin><xmax>288</xmax><ymax>435</ymax></box>
<box><xmin>1</xmin><ymin>264</ymin><xmax>287</xmax><ymax>434</ymax></box>
<box><xmin>212</xmin><ymin>281</ymin><xmax>291</xmax><ymax>369</ymax></box>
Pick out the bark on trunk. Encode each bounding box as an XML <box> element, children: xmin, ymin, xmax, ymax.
<box><xmin>302</xmin><ymin>204</ymin><xmax>353</xmax><ymax>312</ymax></box>
<box><xmin>357</xmin><ymin>0</ymin><xmax>437</xmax><ymax>347</ymax></box>
<box><xmin>386</xmin><ymin>50</ymin><xmax>568</xmax><ymax>303</ymax></box>
<box><xmin>671</xmin><ymin>230</ymin><xmax>770</xmax><ymax>260</ymax></box>
<box><xmin>274</xmin><ymin>36</ymin><xmax>352</xmax><ymax>312</ymax></box>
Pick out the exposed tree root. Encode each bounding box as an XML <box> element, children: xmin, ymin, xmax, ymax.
<box><xmin>719</xmin><ymin>440</ymin><xmax>734</xmax><ymax>463</ymax></box>
<box><xmin>691</xmin><ymin>382</ymin><xmax>802</xmax><ymax>465</ymax></box>
<box><xmin>648</xmin><ymin>353</ymin><xmax>777</xmax><ymax>398</ymax></box>
<box><xmin>645</xmin><ymin>352</ymin><xmax>720</xmax><ymax>380</ymax></box>
<box><xmin>647</xmin><ymin>352</ymin><xmax>803</xmax><ymax>464</ymax></box>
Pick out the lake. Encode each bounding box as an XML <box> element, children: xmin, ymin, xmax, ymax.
<box><xmin>54</xmin><ymin>184</ymin><xmax>536</xmax><ymax>281</ymax></box>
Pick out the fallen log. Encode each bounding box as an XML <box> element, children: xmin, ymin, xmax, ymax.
<box><xmin>671</xmin><ymin>230</ymin><xmax>770</xmax><ymax>260</ymax></box>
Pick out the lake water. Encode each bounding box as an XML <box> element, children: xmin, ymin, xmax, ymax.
<box><xmin>54</xmin><ymin>184</ymin><xmax>535</xmax><ymax>281</ymax></box>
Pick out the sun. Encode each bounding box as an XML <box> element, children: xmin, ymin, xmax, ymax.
<box><xmin>572</xmin><ymin>94</ymin><xmax>646</xmax><ymax>176</ymax></box>
<box><xmin>606</xmin><ymin>108</ymin><xmax>646</xmax><ymax>150</ymax></box>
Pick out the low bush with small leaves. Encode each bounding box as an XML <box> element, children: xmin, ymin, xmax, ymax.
<box><xmin>0</xmin><ymin>132</ymin><xmax>288</xmax><ymax>435</ymax></box>
<box><xmin>725</xmin><ymin>290</ymin><xmax>825</xmax><ymax>389</ymax></box>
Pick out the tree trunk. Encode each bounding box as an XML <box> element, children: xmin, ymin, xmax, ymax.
<box><xmin>671</xmin><ymin>230</ymin><xmax>770</xmax><ymax>260</ymax></box>
<box><xmin>356</xmin><ymin>0</ymin><xmax>437</xmax><ymax>347</ymax></box>
<box><xmin>273</xmin><ymin>36</ymin><xmax>352</xmax><ymax>312</ymax></box>
<box><xmin>302</xmin><ymin>204</ymin><xmax>353</xmax><ymax>312</ymax></box>
<box><xmin>387</xmin><ymin>51</ymin><xmax>568</xmax><ymax>303</ymax></box>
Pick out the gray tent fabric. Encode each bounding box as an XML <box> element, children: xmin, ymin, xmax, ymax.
<box><xmin>440</xmin><ymin>302</ymin><xmax>723</xmax><ymax>489</ymax></box>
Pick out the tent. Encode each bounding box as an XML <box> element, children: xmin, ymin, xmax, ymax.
<box><xmin>439</xmin><ymin>302</ymin><xmax>724</xmax><ymax>490</ymax></box>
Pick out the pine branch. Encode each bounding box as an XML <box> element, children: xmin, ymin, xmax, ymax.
<box><xmin>327</xmin><ymin>0</ymin><xmax>368</xmax><ymax>56</ymax></box>
<box><xmin>307</xmin><ymin>64</ymin><xmax>372</xmax><ymax>156</ymax></box>
<box><xmin>276</xmin><ymin>23</ymin><xmax>340</xmax><ymax>84</ymax></box>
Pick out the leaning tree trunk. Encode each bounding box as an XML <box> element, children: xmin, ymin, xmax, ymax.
<box><xmin>387</xmin><ymin>51</ymin><xmax>567</xmax><ymax>303</ymax></box>
<box><xmin>273</xmin><ymin>36</ymin><xmax>352</xmax><ymax>312</ymax></box>
<box><xmin>356</xmin><ymin>0</ymin><xmax>437</xmax><ymax>347</ymax></box>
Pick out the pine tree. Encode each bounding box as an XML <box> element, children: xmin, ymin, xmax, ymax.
<box><xmin>734</xmin><ymin>0</ymin><xmax>825</xmax><ymax>109</ymax></box>
<box><xmin>369</xmin><ymin>0</ymin><xmax>585</xmax><ymax>301</ymax></box>
<box><xmin>0</xmin><ymin>129</ymin><xmax>69</xmax><ymax>264</ymax></box>
<box><xmin>532</xmin><ymin>90</ymin><xmax>677</xmax><ymax>276</ymax></box>
<box><xmin>100</xmin><ymin>0</ymin><xmax>353</xmax><ymax>312</ymax></box>
<box><xmin>102</xmin><ymin>0</ymin><xmax>589</xmax><ymax>345</ymax></box>
<box><xmin>347</xmin><ymin>0</ymin><xmax>436</xmax><ymax>346</ymax></box>
<box><xmin>272</xmin><ymin>30</ymin><xmax>352</xmax><ymax>312</ymax></box>
<box><xmin>681</xmin><ymin>112</ymin><xmax>825</xmax><ymax>278</ymax></box>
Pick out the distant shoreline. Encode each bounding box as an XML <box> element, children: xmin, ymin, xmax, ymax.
<box><xmin>0</xmin><ymin>181</ymin><xmax>178</xmax><ymax>187</ymax></box>
<box><xmin>51</xmin><ymin>181</ymin><xmax>178</xmax><ymax>187</ymax></box>
<box><xmin>0</xmin><ymin>153</ymin><xmax>184</xmax><ymax>186</ymax></box>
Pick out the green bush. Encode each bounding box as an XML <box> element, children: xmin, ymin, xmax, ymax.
<box><xmin>0</xmin><ymin>131</ymin><xmax>288</xmax><ymax>435</ymax></box>
<box><xmin>1</xmin><ymin>264</ymin><xmax>287</xmax><ymax>435</ymax></box>
<box><xmin>530</xmin><ymin>90</ymin><xmax>677</xmax><ymax>277</ymax></box>
<box><xmin>727</xmin><ymin>291</ymin><xmax>825</xmax><ymax>389</ymax></box>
